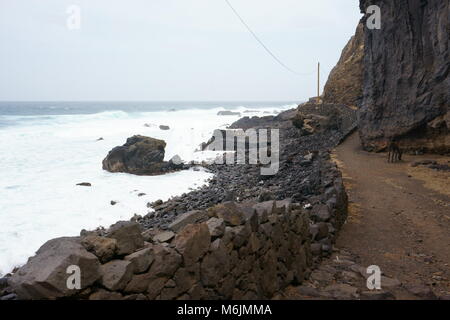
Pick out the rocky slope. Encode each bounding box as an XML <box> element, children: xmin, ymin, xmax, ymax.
<box><xmin>358</xmin><ymin>0</ymin><xmax>449</xmax><ymax>153</ymax></box>
<box><xmin>141</xmin><ymin>104</ymin><xmax>356</xmax><ymax>231</ymax></box>
<box><xmin>0</xmin><ymin>104</ymin><xmax>356</xmax><ymax>300</ymax></box>
<box><xmin>323</xmin><ymin>22</ymin><xmax>364</xmax><ymax>108</ymax></box>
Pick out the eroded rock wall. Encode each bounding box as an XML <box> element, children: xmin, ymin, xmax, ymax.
<box><xmin>323</xmin><ymin>23</ymin><xmax>365</xmax><ymax>108</ymax></box>
<box><xmin>358</xmin><ymin>0</ymin><xmax>450</xmax><ymax>153</ymax></box>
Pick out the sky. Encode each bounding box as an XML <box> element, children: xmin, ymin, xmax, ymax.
<box><xmin>0</xmin><ymin>0</ymin><xmax>362</xmax><ymax>101</ymax></box>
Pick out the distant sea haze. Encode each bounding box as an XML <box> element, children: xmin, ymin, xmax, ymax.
<box><xmin>0</xmin><ymin>101</ymin><xmax>295</xmax><ymax>276</ymax></box>
<box><xmin>0</xmin><ymin>101</ymin><xmax>298</xmax><ymax>116</ymax></box>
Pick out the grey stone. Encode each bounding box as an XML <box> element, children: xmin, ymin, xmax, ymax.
<box><xmin>124</xmin><ymin>247</ymin><xmax>154</xmax><ymax>274</ymax></box>
<box><xmin>147</xmin><ymin>277</ymin><xmax>168</xmax><ymax>299</ymax></box>
<box><xmin>275</xmin><ymin>199</ymin><xmax>292</xmax><ymax>214</ymax></box>
<box><xmin>213</xmin><ymin>202</ymin><xmax>245</xmax><ymax>226</ymax></box>
<box><xmin>147</xmin><ymin>245</ymin><xmax>182</xmax><ymax>278</ymax></box>
<box><xmin>253</xmin><ymin>201</ymin><xmax>275</xmax><ymax>223</ymax></box>
<box><xmin>316</xmin><ymin>205</ymin><xmax>331</xmax><ymax>222</ymax></box>
<box><xmin>405</xmin><ymin>284</ymin><xmax>437</xmax><ymax>300</ymax></box>
<box><xmin>174</xmin><ymin>223</ymin><xmax>210</xmax><ymax>265</ymax></box>
<box><xmin>200</xmin><ymin>239</ymin><xmax>230</xmax><ymax>287</ymax></box>
<box><xmin>206</xmin><ymin>217</ymin><xmax>225</xmax><ymax>238</ymax></box>
<box><xmin>153</xmin><ymin>231</ymin><xmax>175</xmax><ymax>243</ymax></box>
<box><xmin>9</xmin><ymin>237</ymin><xmax>101</xmax><ymax>300</ymax></box>
<box><xmin>107</xmin><ymin>221</ymin><xmax>144</xmax><ymax>256</ymax></box>
<box><xmin>310</xmin><ymin>222</ymin><xmax>328</xmax><ymax>241</ymax></box>
<box><xmin>232</xmin><ymin>223</ymin><xmax>251</xmax><ymax>248</ymax></box>
<box><xmin>168</xmin><ymin>210</ymin><xmax>208</xmax><ymax>232</ymax></box>
<box><xmin>81</xmin><ymin>235</ymin><xmax>117</xmax><ymax>263</ymax></box>
<box><xmin>89</xmin><ymin>289</ymin><xmax>123</xmax><ymax>300</ymax></box>
<box><xmin>99</xmin><ymin>260</ymin><xmax>134</xmax><ymax>291</ymax></box>
<box><xmin>381</xmin><ymin>276</ymin><xmax>401</xmax><ymax>289</ymax></box>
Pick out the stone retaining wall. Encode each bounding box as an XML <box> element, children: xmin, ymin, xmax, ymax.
<box><xmin>2</xmin><ymin>156</ymin><xmax>347</xmax><ymax>300</ymax></box>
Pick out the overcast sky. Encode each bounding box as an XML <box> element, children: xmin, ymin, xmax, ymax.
<box><xmin>0</xmin><ymin>0</ymin><xmax>362</xmax><ymax>101</ymax></box>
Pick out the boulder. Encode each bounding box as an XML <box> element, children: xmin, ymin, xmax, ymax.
<box><xmin>310</xmin><ymin>223</ymin><xmax>329</xmax><ymax>241</ymax></box>
<box><xmin>313</xmin><ymin>205</ymin><xmax>331</xmax><ymax>222</ymax></box>
<box><xmin>169</xmin><ymin>155</ymin><xmax>183</xmax><ymax>165</ymax></box>
<box><xmin>380</xmin><ymin>276</ymin><xmax>402</xmax><ymax>289</ymax></box>
<box><xmin>9</xmin><ymin>237</ymin><xmax>101</xmax><ymax>300</ymax></box>
<box><xmin>174</xmin><ymin>223</ymin><xmax>210</xmax><ymax>266</ymax></box>
<box><xmin>153</xmin><ymin>231</ymin><xmax>175</xmax><ymax>243</ymax></box>
<box><xmin>405</xmin><ymin>284</ymin><xmax>437</xmax><ymax>300</ymax></box>
<box><xmin>81</xmin><ymin>235</ymin><xmax>117</xmax><ymax>263</ymax></box>
<box><xmin>159</xmin><ymin>125</ymin><xmax>170</xmax><ymax>130</ymax></box>
<box><xmin>124</xmin><ymin>247</ymin><xmax>154</xmax><ymax>274</ymax></box>
<box><xmin>102</xmin><ymin>135</ymin><xmax>178</xmax><ymax>175</ymax></box>
<box><xmin>200</xmin><ymin>239</ymin><xmax>230</xmax><ymax>287</ymax></box>
<box><xmin>99</xmin><ymin>260</ymin><xmax>134</xmax><ymax>291</ymax></box>
<box><xmin>253</xmin><ymin>201</ymin><xmax>275</xmax><ymax>222</ymax></box>
<box><xmin>76</xmin><ymin>182</ymin><xmax>92</xmax><ymax>187</ymax></box>
<box><xmin>212</xmin><ymin>202</ymin><xmax>245</xmax><ymax>226</ymax></box>
<box><xmin>168</xmin><ymin>210</ymin><xmax>208</xmax><ymax>232</ymax></box>
<box><xmin>206</xmin><ymin>217</ymin><xmax>225</xmax><ymax>238</ymax></box>
<box><xmin>106</xmin><ymin>221</ymin><xmax>144</xmax><ymax>256</ymax></box>
<box><xmin>147</xmin><ymin>245</ymin><xmax>181</xmax><ymax>278</ymax></box>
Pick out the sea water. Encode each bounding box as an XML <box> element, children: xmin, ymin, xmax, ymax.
<box><xmin>0</xmin><ymin>101</ymin><xmax>295</xmax><ymax>275</ymax></box>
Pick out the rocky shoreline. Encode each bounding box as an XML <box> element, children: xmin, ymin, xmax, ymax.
<box><xmin>0</xmin><ymin>102</ymin><xmax>357</xmax><ymax>300</ymax></box>
<box><xmin>139</xmin><ymin>103</ymin><xmax>356</xmax><ymax>231</ymax></box>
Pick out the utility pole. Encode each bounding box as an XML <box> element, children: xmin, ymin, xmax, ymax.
<box><xmin>317</xmin><ymin>62</ymin><xmax>320</xmax><ymax>104</ymax></box>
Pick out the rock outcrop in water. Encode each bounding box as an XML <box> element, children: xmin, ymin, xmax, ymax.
<box><xmin>102</xmin><ymin>135</ymin><xmax>183</xmax><ymax>175</ymax></box>
<box><xmin>358</xmin><ymin>0</ymin><xmax>450</xmax><ymax>153</ymax></box>
<box><xmin>323</xmin><ymin>22</ymin><xmax>365</xmax><ymax>108</ymax></box>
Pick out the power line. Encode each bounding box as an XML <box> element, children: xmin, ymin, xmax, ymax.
<box><xmin>224</xmin><ymin>0</ymin><xmax>315</xmax><ymax>76</ymax></box>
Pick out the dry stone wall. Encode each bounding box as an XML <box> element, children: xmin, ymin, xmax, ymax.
<box><xmin>2</xmin><ymin>157</ymin><xmax>347</xmax><ymax>300</ymax></box>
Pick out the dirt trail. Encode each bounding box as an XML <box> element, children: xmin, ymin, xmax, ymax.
<box><xmin>332</xmin><ymin>132</ymin><xmax>450</xmax><ymax>296</ymax></box>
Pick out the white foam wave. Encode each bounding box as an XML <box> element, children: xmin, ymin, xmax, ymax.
<box><xmin>0</xmin><ymin>103</ymin><xmax>293</xmax><ymax>275</ymax></box>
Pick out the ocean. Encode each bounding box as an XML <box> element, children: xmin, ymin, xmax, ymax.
<box><xmin>0</xmin><ymin>101</ymin><xmax>296</xmax><ymax>276</ymax></box>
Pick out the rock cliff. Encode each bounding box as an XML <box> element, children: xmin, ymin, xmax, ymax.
<box><xmin>358</xmin><ymin>0</ymin><xmax>449</xmax><ymax>153</ymax></box>
<box><xmin>323</xmin><ymin>22</ymin><xmax>365</xmax><ymax>108</ymax></box>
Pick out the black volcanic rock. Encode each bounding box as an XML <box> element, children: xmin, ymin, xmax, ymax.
<box><xmin>358</xmin><ymin>0</ymin><xmax>449</xmax><ymax>153</ymax></box>
<box><xmin>102</xmin><ymin>135</ymin><xmax>179</xmax><ymax>175</ymax></box>
<box><xmin>139</xmin><ymin>105</ymin><xmax>357</xmax><ymax>231</ymax></box>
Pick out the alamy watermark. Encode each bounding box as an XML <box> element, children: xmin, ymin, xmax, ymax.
<box><xmin>66</xmin><ymin>265</ymin><xmax>81</xmax><ymax>290</ymax></box>
<box><xmin>366</xmin><ymin>265</ymin><xmax>382</xmax><ymax>290</ymax></box>
<box><xmin>199</xmin><ymin>128</ymin><xmax>280</xmax><ymax>176</ymax></box>
<box><xmin>66</xmin><ymin>5</ymin><xmax>81</xmax><ymax>30</ymax></box>
<box><xmin>366</xmin><ymin>5</ymin><xmax>381</xmax><ymax>30</ymax></box>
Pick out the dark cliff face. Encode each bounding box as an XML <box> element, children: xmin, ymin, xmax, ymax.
<box><xmin>358</xmin><ymin>0</ymin><xmax>449</xmax><ymax>153</ymax></box>
<box><xmin>323</xmin><ymin>23</ymin><xmax>364</xmax><ymax>108</ymax></box>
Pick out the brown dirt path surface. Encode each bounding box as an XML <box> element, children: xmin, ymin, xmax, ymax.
<box><xmin>332</xmin><ymin>132</ymin><xmax>450</xmax><ymax>297</ymax></box>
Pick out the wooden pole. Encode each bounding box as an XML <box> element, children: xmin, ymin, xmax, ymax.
<box><xmin>317</xmin><ymin>62</ymin><xmax>320</xmax><ymax>103</ymax></box>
